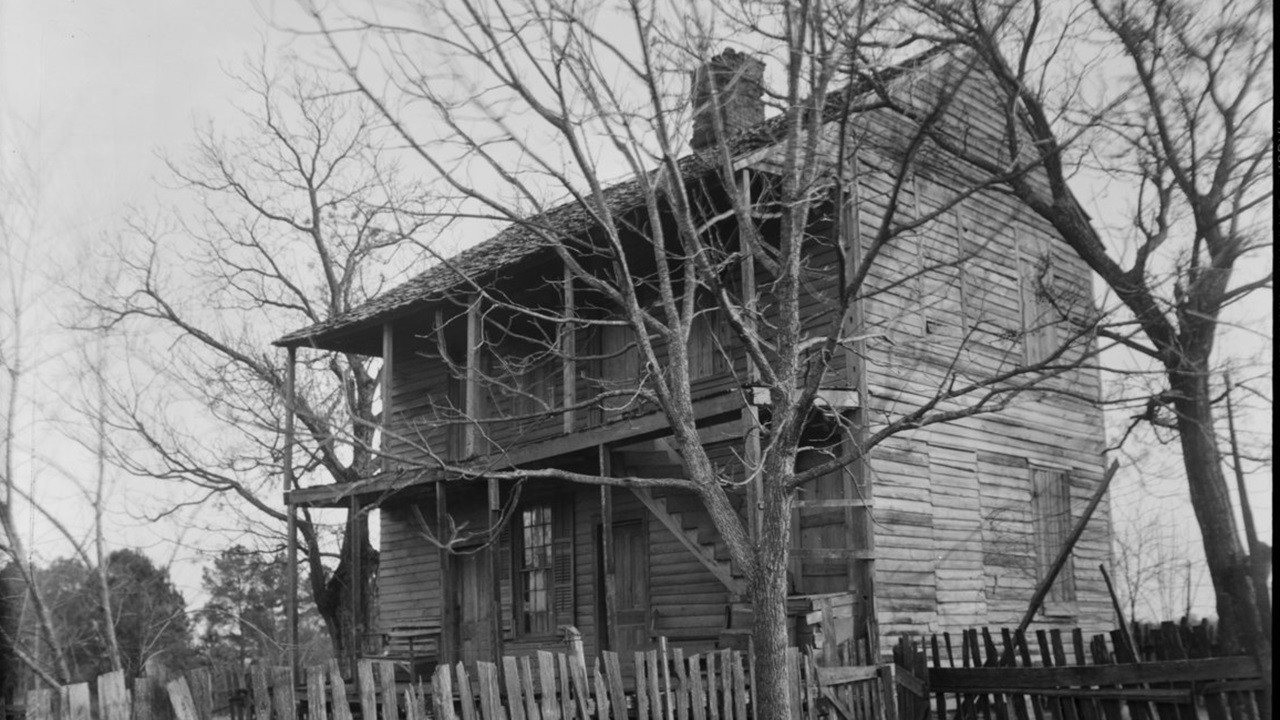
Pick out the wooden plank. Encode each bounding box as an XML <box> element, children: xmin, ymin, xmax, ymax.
<box><xmin>271</xmin><ymin>667</ymin><xmax>296</xmax><ymax>720</ymax></box>
<box><xmin>133</xmin><ymin>676</ymin><xmax>167</xmax><ymax>720</ymax></box>
<box><xmin>167</xmin><ymin>680</ymin><xmax>200</xmax><ymax>720</ymax></box>
<box><xmin>635</xmin><ymin>652</ymin><xmax>651</xmax><ymax>720</ymax></box>
<box><xmin>475</xmin><ymin>663</ymin><xmax>502</xmax><ymax>720</ymax></box>
<box><xmin>306</xmin><ymin>666</ymin><xmax>328</xmax><ymax>720</ymax></box>
<box><xmin>593</xmin><ymin>661</ymin><xmax>611</xmax><ymax>720</ymax></box>
<box><xmin>377</xmin><ymin>661</ymin><xmax>399</xmax><ymax>720</ymax></box>
<box><xmin>688</xmin><ymin>654</ymin><xmax>707</xmax><ymax>720</ymax></box>
<box><xmin>536</xmin><ymin>651</ymin><xmax>560</xmax><ymax>720</ymax></box>
<box><xmin>59</xmin><ymin>683</ymin><xmax>90</xmax><ymax>720</ymax></box>
<box><xmin>646</xmin><ymin>650</ymin><xmax>663</xmax><ymax>720</ymax></box>
<box><xmin>730</xmin><ymin>652</ymin><xmax>747</xmax><ymax>720</ymax></box>
<box><xmin>518</xmin><ymin>656</ymin><xmax>541</xmax><ymax>720</ymax></box>
<box><xmin>328</xmin><ymin>660</ymin><xmax>353</xmax><ymax>720</ymax></box>
<box><xmin>673</xmin><ymin>648</ymin><xmax>690</xmax><ymax>720</ymax></box>
<box><xmin>98</xmin><ymin>671</ymin><xmax>130</xmax><ymax>720</ymax></box>
<box><xmin>455</xmin><ymin>662</ymin><xmax>479</xmax><ymax>720</ymax></box>
<box><xmin>705</xmin><ymin>651</ymin><xmax>719</xmax><ymax>720</ymax></box>
<box><xmin>785</xmin><ymin>649</ymin><xmax>801</xmax><ymax>720</ymax></box>
<box><xmin>503</xmin><ymin>656</ymin><xmax>528</xmax><ymax>720</ymax></box>
<box><xmin>251</xmin><ymin>666</ymin><xmax>273</xmax><ymax>720</ymax></box>
<box><xmin>432</xmin><ymin>664</ymin><xmax>457</xmax><ymax>720</ymax></box>
<box><xmin>603</xmin><ymin>652</ymin><xmax>627</xmax><ymax>720</ymax></box>
<box><xmin>569</xmin><ymin>642</ymin><xmax>593</xmax><ymax>720</ymax></box>
<box><xmin>718</xmin><ymin>650</ymin><xmax>732</xmax><ymax>720</ymax></box>
<box><xmin>357</xmin><ymin>661</ymin><xmax>377</xmax><ymax>720</ymax></box>
<box><xmin>558</xmin><ymin>654</ymin><xmax>574</xmax><ymax>720</ymax></box>
<box><xmin>185</xmin><ymin>669</ymin><xmax>214</xmax><ymax>720</ymax></box>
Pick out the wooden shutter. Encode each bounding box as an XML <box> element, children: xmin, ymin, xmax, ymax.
<box><xmin>1031</xmin><ymin>467</ymin><xmax>1077</xmax><ymax>603</ymax></box>
<box><xmin>552</xmin><ymin>499</ymin><xmax>575</xmax><ymax>628</ymax></box>
<box><xmin>498</xmin><ymin>527</ymin><xmax>513</xmax><ymax>639</ymax></box>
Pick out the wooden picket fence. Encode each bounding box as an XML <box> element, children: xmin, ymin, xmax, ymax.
<box><xmin>911</xmin><ymin>622</ymin><xmax>1267</xmax><ymax>720</ymax></box>
<box><xmin>15</xmin><ymin>638</ymin><xmax>901</xmax><ymax>720</ymax></box>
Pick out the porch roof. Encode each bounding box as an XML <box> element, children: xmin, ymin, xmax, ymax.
<box><xmin>272</xmin><ymin>50</ymin><xmax>944</xmax><ymax>355</ymax></box>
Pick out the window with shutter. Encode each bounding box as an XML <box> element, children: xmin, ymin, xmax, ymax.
<box><xmin>509</xmin><ymin>499</ymin><xmax>574</xmax><ymax>638</ymax></box>
<box><xmin>1019</xmin><ymin>249</ymin><xmax>1061</xmax><ymax>364</ymax></box>
<box><xmin>1031</xmin><ymin>466</ymin><xmax>1077</xmax><ymax>606</ymax></box>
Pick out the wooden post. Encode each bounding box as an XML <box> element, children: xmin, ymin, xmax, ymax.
<box><xmin>841</xmin><ymin>164</ymin><xmax>878</xmax><ymax>656</ymax></box>
<box><xmin>600</xmin><ymin>445</ymin><xmax>617</xmax><ymax>651</ymax></box>
<box><xmin>382</xmin><ymin>323</ymin><xmax>395</xmax><ymax>471</ymax></box>
<box><xmin>351</xmin><ymin>494</ymin><xmax>364</xmax><ymax>665</ymax></box>
<box><xmin>738</xmin><ymin>169</ymin><xmax>763</xmax><ymax>552</ymax></box>
<box><xmin>1225</xmin><ymin>372</ymin><xmax>1272</xmax><ymax>637</ymax></box>
<box><xmin>489</xmin><ymin>477</ymin><xmax>504</xmax><ymax>661</ymax></box>
<box><xmin>284</xmin><ymin>345</ymin><xmax>300</xmax><ymax>682</ymax></box>
<box><xmin>465</xmin><ymin>297</ymin><xmax>482</xmax><ymax>458</ymax></box>
<box><xmin>437</xmin><ymin>480</ymin><xmax>454</xmax><ymax>666</ymax></box>
<box><xmin>562</xmin><ymin>266</ymin><xmax>576</xmax><ymax>434</ymax></box>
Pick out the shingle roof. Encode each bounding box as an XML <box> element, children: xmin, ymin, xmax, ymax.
<box><xmin>275</xmin><ymin>48</ymin><xmax>949</xmax><ymax>352</ymax></box>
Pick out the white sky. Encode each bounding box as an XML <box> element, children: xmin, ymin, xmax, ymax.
<box><xmin>0</xmin><ymin>0</ymin><xmax>1270</xmax><ymax>621</ymax></box>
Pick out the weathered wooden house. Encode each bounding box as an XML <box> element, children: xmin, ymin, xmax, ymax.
<box><xmin>276</xmin><ymin>48</ymin><xmax>1113</xmax><ymax>672</ymax></box>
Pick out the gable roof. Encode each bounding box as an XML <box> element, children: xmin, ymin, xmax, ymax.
<box><xmin>274</xmin><ymin>47</ymin><xmax>953</xmax><ymax>353</ymax></box>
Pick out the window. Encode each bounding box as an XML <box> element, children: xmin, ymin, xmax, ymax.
<box><xmin>688</xmin><ymin>306</ymin><xmax>730</xmax><ymax>380</ymax></box>
<box><xmin>503</xmin><ymin>500</ymin><xmax>574</xmax><ymax>638</ymax></box>
<box><xmin>1031</xmin><ymin>466</ymin><xmax>1077</xmax><ymax>606</ymax></box>
<box><xmin>1019</xmin><ymin>249</ymin><xmax>1062</xmax><ymax>364</ymax></box>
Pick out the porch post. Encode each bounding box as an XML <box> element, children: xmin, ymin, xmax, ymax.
<box><xmin>738</xmin><ymin>169</ymin><xmax>763</xmax><ymax>552</ymax></box>
<box><xmin>599</xmin><ymin>445</ymin><xmax>617</xmax><ymax>651</ymax></box>
<box><xmin>562</xmin><ymin>266</ymin><xmax>576</xmax><ymax>434</ymax></box>
<box><xmin>464</xmin><ymin>297</ymin><xmax>482</xmax><ymax>458</ymax></box>
<box><xmin>436</xmin><ymin>480</ymin><xmax>454</xmax><ymax>665</ymax></box>
<box><xmin>284</xmin><ymin>346</ymin><xmax>300</xmax><ymax>683</ymax></box>
<box><xmin>489</xmin><ymin>477</ymin><xmax>504</xmax><ymax>660</ymax></box>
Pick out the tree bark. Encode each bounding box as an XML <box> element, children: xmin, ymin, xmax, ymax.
<box><xmin>1168</xmin><ymin>368</ymin><xmax>1270</xmax><ymax>713</ymax></box>
<box><xmin>749</xmin><ymin>478</ymin><xmax>795</xmax><ymax>720</ymax></box>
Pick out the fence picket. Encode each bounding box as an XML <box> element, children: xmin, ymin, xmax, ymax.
<box><xmin>327</xmin><ymin>660</ymin><xmax>353</xmax><ymax>720</ymax></box>
<box><xmin>645</xmin><ymin>650</ymin><xmax>662</xmax><ymax>720</ymax></box>
<box><xmin>97</xmin><ymin>671</ymin><xmax>129</xmax><ymax>720</ymax></box>
<box><xmin>568</xmin><ymin>643</ymin><xmax>593</xmax><ymax>720</ymax></box>
<box><xmin>186</xmin><ymin>669</ymin><xmax>213</xmax><ymax>720</ymax></box>
<box><xmin>476</xmin><ymin>662</ymin><xmax>503</xmax><ymax>720</ymax></box>
<box><xmin>250</xmin><ymin>666</ymin><xmax>272</xmax><ymax>720</ymax></box>
<box><xmin>306</xmin><ymin>665</ymin><xmax>328</xmax><ymax>720</ymax></box>
<box><xmin>672</xmin><ymin>648</ymin><xmax>689</xmax><ymax>720</ymax></box>
<box><xmin>517</xmin><ymin>656</ymin><xmax>541</xmax><ymax>720</ymax></box>
<box><xmin>167</xmin><ymin>679</ymin><xmax>200</xmax><ymax>720</ymax></box>
<box><xmin>591</xmin><ymin>661</ymin><xmax>610</xmax><ymax>720</ymax></box>
<box><xmin>535</xmin><ymin>651</ymin><xmax>560</xmax><ymax>720</ymax></box>
<box><xmin>270</xmin><ymin>668</ymin><xmax>296</xmax><ymax>720</ymax></box>
<box><xmin>601</xmin><ymin>652</ymin><xmax>626</xmax><ymax>720</ymax></box>
<box><xmin>431</xmin><ymin>664</ymin><xmax>455</xmax><ymax>720</ymax></box>
<box><xmin>502</xmin><ymin>656</ymin><xmax>527</xmax><ymax>720</ymax></box>
<box><xmin>687</xmin><ymin>654</ymin><xmax>707</xmax><ymax>720</ymax></box>
<box><xmin>378</xmin><ymin>661</ymin><xmax>399</xmax><ymax>720</ymax></box>
<box><xmin>730</xmin><ymin>652</ymin><xmax>746</xmax><ymax>720</ymax></box>
<box><xmin>634</xmin><ymin>652</ymin><xmax>650</xmax><ymax>720</ymax></box>
<box><xmin>454</xmin><ymin>661</ymin><xmax>479</xmax><ymax>720</ymax></box>
<box><xmin>703</xmin><ymin>652</ymin><xmax>718</xmax><ymax>720</ymax></box>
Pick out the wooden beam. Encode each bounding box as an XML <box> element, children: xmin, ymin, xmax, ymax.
<box><xmin>563</xmin><ymin>266</ymin><xmax>576</xmax><ymax>434</ymax></box>
<box><xmin>382</xmin><ymin>323</ymin><xmax>394</xmax><ymax>472</ymax></box>
<box><xmin>285</xmin><ymin>391</ymin><xmax>746</xmax><ymax>507</ymax></box>
<box><xmin>465</xmin><ymin>297</ymin><xmax>482</xmax><ymax>458</ymax></box>
<box><xmin>488</xmin><ymin>478</ymin><xmax>503</xmax><ymax>660</ymax></box>
<box><xmin>283</xmin><ymin>346</ymin><xmax>299</xmax><ymax>683</ymax></box>
<box><xmin>599</xmin><ymin>446</ymin><xmax>617</xmax><ymax>652</ymax></box>
<box><xmin>437</xmin><ymin>483</ymin><xmax>454</xmax><ymax>666</ymax></box>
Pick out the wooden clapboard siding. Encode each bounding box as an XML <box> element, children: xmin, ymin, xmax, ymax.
<box><xmin>378</xmin><ymin>502</ymin><xmax>443</xmax><ymax>630</ymax></box>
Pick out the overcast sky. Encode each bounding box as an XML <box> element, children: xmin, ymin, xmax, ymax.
<box><xmin>1</xmin><ymin>0</ymin><xmax>1269</xmax><ymax>619</ymax></box>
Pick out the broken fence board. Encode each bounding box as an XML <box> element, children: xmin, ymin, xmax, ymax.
<box><xmin>98</xmin><ymin>671</ymin><xmax>130</xmax><ymax>720</ymax></box>
<box><xmin>167</xmin><ymin>679</ymin><xmax>200</xmax><ymax>720</ymax></box>
<box><xmin>306</xmin><ymin>666</ymin><xmax>328</xmax><ymax>720</ymax></box>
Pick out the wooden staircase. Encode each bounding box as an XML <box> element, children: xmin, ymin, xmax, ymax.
<box><xmin>612</xmin><ymin>443</ymin><xmax>748</xmax><ymax>597</ymax></box>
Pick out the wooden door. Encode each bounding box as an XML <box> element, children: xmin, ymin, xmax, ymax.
<box><xmin>456</xmin><ymin>549</ymin><xmax>495</xmax><ymax>665</ymax></box>
<box><xmin>608</xmin><ymin>520</ymin><xmax>650</xmax><ymax>653</ymax></box>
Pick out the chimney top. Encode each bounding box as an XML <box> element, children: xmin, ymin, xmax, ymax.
<box><xmin>691</xmin><ymin>49</ymin><xmax>765</xmax><ymax>150</ymax></box>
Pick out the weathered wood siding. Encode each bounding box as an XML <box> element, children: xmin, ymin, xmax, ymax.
<box><xmin>377</xmin><ymin>498</ymin><xmax>443</xmax><ymax>631</ymax></box>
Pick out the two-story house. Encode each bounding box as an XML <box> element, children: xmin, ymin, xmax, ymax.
<box><xmin>275</xmin><ymin>47</ymin><xmax>1114</xmax><ymax>673</ymax></box>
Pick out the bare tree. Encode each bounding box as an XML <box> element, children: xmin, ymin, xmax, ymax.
<box><xmin>82</xmin><ymin>60</ymin><xmax>435</xmax><ymax>661</ymax></box>
<box><xmin>300</xmin><ymin>2</ymin><xmax>1117</xmax><ymax>714</ymax></box>
<box><xmin>907</xmin><ymin>0</ymin><xmax>1271</xmax><ymax>697</ymax></box>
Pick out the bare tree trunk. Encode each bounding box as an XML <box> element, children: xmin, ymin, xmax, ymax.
<box><xmin>1169</xmin><ymin>370</ymin><xmax>1270</xmax><ymax>713</ymax></box>
<box><xmin>750</xmin><ymin>478</ymin><xmax>795</xmax><ymax>720</ymax></box>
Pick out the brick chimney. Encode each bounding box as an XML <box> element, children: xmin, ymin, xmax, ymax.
<box><xmin>691</xmin><ymin>49</ymin><xmax>765</xmax><ymax>150</ymax></box>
